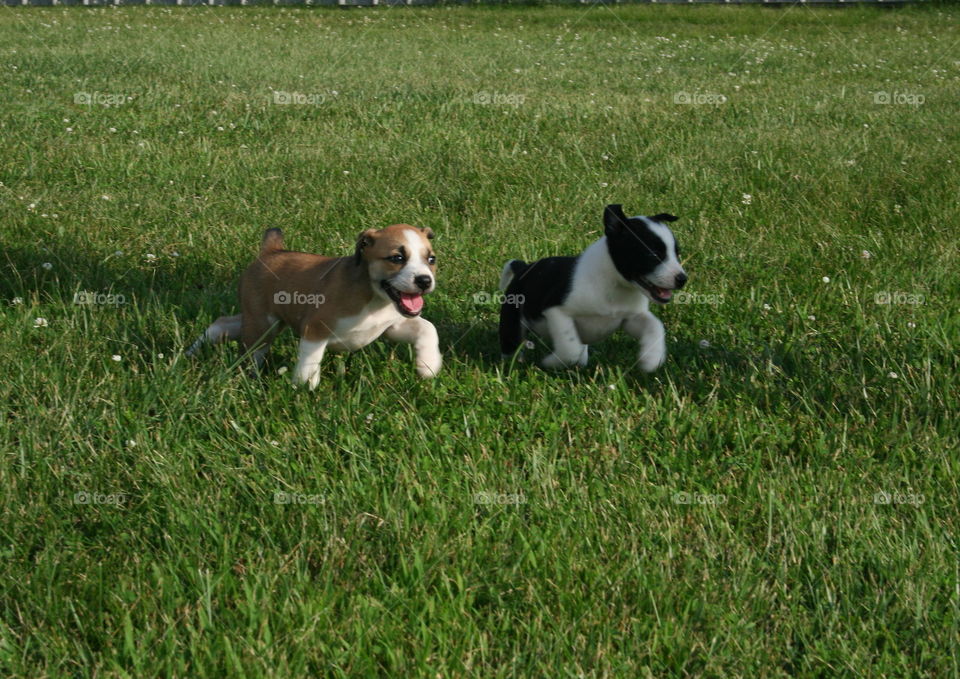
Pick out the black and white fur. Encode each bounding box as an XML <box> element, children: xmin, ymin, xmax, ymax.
<box><xmin>498</xmin><ymin>204</ymin><xmax>687</xmax><ymax>371</ymax></box>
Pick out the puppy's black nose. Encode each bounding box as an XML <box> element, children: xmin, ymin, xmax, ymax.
<box><xmin>414</xmin><ymin>275</ymin><xmax>433</xmax><ymax>291</ymax></box>
<box><xmin>675</xmin><ymin>272</ymin><xmax>688</xmax><ymax>289</ymax></box>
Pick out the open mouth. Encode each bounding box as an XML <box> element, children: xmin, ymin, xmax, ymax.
<box><xmin>381</xmin><ymin>280</ymin><xmax>425</xmax><ymax>317</ymax></box>
<box><xmin>635</xmin><ymin>279</ymin><xmax>674</xmax><ymax>304</ymax></box>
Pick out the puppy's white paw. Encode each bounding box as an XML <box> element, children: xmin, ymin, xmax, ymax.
<box><xmin>416</xmin><ymin>355</ymin><xmax>442</xmax><ymax>379</ymax></box>
<box><xmin>638</xmin><ymin>342</ymin><xmax>666</xmax><ymax>372</ymax></box>
<box><xmin>293</xmin><ymin>366</ymin><xmax>321</xmax><ymax>390</ymax></box>
<box><xmin>541</xmin><ymin>353</ymin><xmax>565</xmax><ymax>369</ymax></box>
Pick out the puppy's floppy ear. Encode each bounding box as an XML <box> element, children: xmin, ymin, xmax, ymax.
<box><xmin>354</xmin><ymin>228</ymin><xmax>377</xmax><ymax>265</ymax></box>
<box><xmin>604</xmin><ymin>204</ymin><xmax>629</xmax><ymax>236</ymax></box>
<box><xmin>650</xmin><ymin>213</ymin><xmax>679</xmax><ymax>223</ymax></box>
<box><xmin>421</xmin><ymin>226</ymin><xmax>435</xmax><ymax>240</ymax></box>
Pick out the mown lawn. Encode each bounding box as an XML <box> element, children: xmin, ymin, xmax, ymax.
<box><xmin>1</xmin><ymin>3</ymin><xmax>958</xmax><ymax>677</ymax></box>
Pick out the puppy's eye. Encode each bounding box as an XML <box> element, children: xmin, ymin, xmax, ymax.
<box><xmin>427</xmin><ymin>255</ymin><xmax>436</xmax><ymax>265</ymax></box>
<box><xmin>386</xmin><ymin>254</ymin><xmax>405</xmax><ymax>264</ymax></box>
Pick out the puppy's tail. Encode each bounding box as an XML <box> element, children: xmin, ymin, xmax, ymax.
<box><xmin>499</xmin><ymin>259</ymin><xmax>528</xmax><ymax>292</ymax></box>
<box><xmin>260</xmin><ymin>228</ymin><xmax>285</xmax><ymax>255</ymax></box>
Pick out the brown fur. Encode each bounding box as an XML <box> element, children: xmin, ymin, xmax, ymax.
<box><xmin>239</xmin><ymin>223</ymin><xmax>435</xmax><ymax>352</ymax></box>
<box><xmin>186</xmin><ymin>223</ymin><xmax>440</xmax><ymax>385</ymax></box>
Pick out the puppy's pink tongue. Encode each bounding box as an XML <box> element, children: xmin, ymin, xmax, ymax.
<box><xmin>399</xmin><ymin>293</ymin><xmax>424</xmax><ymax>314</ymax></box>
<box><xmin>657</xmin><ymin>288</ymin><xmax>672</xmax><ymax>300</ymax></box>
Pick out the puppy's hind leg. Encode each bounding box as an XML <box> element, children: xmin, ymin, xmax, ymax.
<box><xmin>241</xmin><ymin>316</ymin><xmax>282</xmax><ymax>372</ymax></box>
<box><xmin>499</xmin><ymin>295</ymin><xmax>526</xmax><ymax>361</ymax></box>
<box><xmin>624</xmin><ymin>312</ymin><xmax>666</xmax><ymax>372</ymax></box>
<box><xmin>185</xmin><ymin>314</ymin><xmax>242</xmax><ymax>357</ymax></box>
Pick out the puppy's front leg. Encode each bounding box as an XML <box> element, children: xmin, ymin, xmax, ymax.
<box><xmin>624</xmin><ymin>312</ymin><xmax>666</xmax><ymax>372</ymax></box>
<box><xmin>541</xmin><ymin>308</ymin><xmax>588</xmax><ymax>369</ymax></box>
<box><xmin>385</xmin><ymin>317</ymin><xmax>442</xmax><ymax>378</ymax></box>
<box><xmin>294</xmin><ymin>338</ymin><xmax>328</xmax><ymax>390</ymax></box>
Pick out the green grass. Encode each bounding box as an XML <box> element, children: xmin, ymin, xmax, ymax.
<box><xmin>1</xmin><ymin>3</ymin><xmax>959</xmax><ymax>677</ymax></box>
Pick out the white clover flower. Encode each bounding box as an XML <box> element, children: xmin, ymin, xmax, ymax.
<box><xmin>41</xmin><ymin>262</ymin><xmax>53</xmax><ymax>270</ymax></box>
<box><xmin>111</xmin><ymin>355</ymin><xmax>122</xmax><ymax>362</ymax></box>
<box><xmin>12</xmin><ymin>297</ymin><xmax>23</xmax><ymax>305</ymax></box>
<box><xmin>699</xmin><ymin>339</ymin><xmax>710</xmax><ymax>349</ymax></box>
<box><xmin>277</xmin><ymin>366</ymin><xmax>288</xmax><ymax>375</ymax></box>
<box><xmin>822</xmin><ymin>276</ymin><xmax>830</xmax><ymax>283</ymax></box>
<box><xmin>888</xmin><ymin>371</ymin><xmax>898</xmax><ymax>379</ymax></box>
<box><xmin>741</xmin><ymin>193</ymin><xmax>753</xmax><ymax>205</ymax></box>
<box><xmin>861</xmin><ymin>250</ymin><xmax>872</xmax><ymax>259</ymax></box>
<box><xmin>807</xmin><ymin>315</ymin><xmax>816</xmax><ymax>321</ymax></box>
<box><xmin>33</xmin><ymin>317</ymin><xmax>48</xmax><ymax>328</ymax></box>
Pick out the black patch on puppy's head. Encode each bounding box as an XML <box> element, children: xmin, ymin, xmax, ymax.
<box><xmin>602</xmin><ymin>204</ymin><xmax>670</xmax><ymax>284</ymax></box>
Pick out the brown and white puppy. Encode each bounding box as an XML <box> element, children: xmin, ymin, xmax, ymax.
<box><xmin>186</xmin><ymin>224</ymin><xmax>441</xmax><ymax>388</ymax></box>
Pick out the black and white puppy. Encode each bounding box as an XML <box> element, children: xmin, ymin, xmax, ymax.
<box><xmin>498</xmin><ymin>204</ymin><xmax>687</xmax><ymax>371</ymax></box>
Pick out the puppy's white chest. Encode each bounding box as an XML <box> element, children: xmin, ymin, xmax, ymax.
<box><xmin>326</xmin><ymin>303</ymin><xmax>400</xmax><ymax>352</ymax></box>
<box><xmin>573</xmin><ymin>315</ymin><xmax>626</xmax><ymax>344</ymax></box>
<box><xmin>564</xmin><ymin>282</ymin><xmax>651</xmax><ymax>345</ymax></box>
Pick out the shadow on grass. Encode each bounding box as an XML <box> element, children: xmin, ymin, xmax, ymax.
<box><xmin>1</xmin><ymin>238</ymin><xmax>243</xmax><ymax>334</ymax></box>
<box><xmin>438</xmin><ymin>316</ymin><xmax>805</xmax><ymax>409</ymax></box>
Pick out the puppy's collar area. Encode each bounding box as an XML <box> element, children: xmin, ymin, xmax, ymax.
<box><xmin>380</xmin><ymin>280</ymin><xmax>424</xmax><ymax>316</ymax></box>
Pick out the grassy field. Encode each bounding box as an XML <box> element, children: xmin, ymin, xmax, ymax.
<box><xmin>1</xmin><ymin>3</ymin><xmax>958</xmax><ymax>677</ymax></box>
